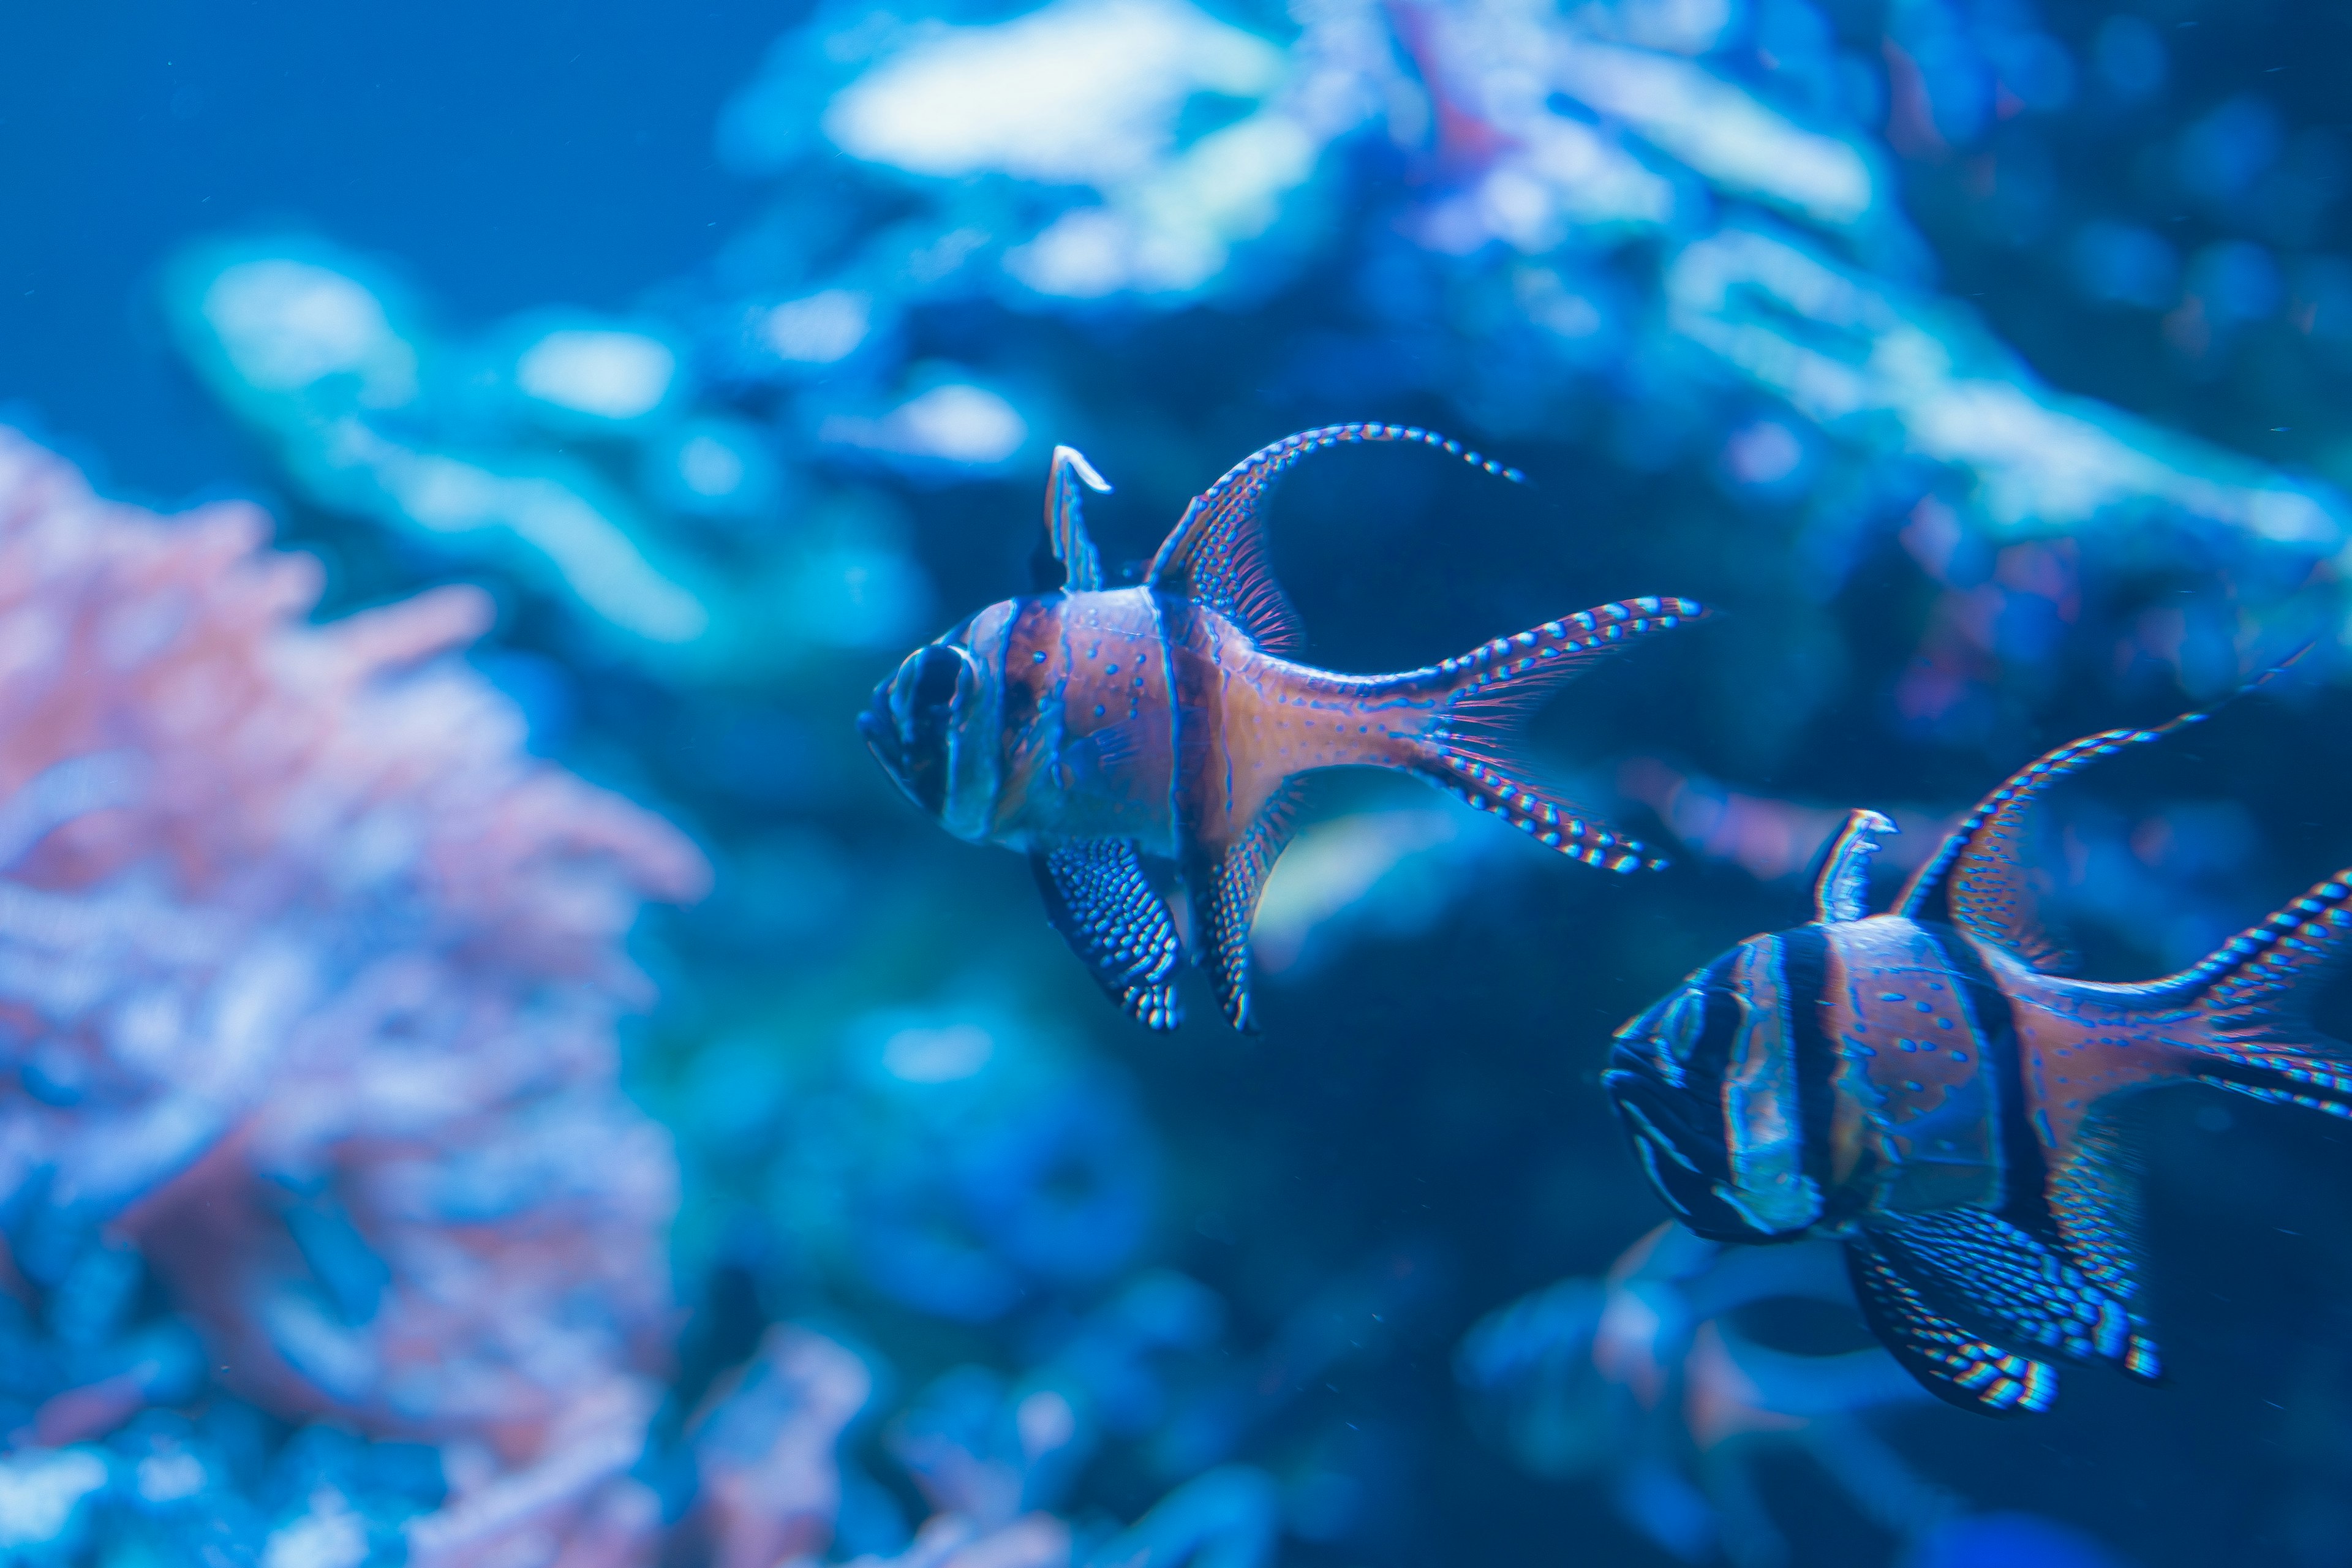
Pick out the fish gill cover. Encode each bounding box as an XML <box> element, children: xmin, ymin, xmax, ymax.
<box><xmin>9</xmin><ymin>0</ymin><xmax>2352</xmax><ymax>1562</ymax></box>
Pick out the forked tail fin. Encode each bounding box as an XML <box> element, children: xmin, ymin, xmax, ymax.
<box><xmin>1382</xmin><ymin>597</ymin><xmax>1708</xmax><ymax>871</ymax></box>
<box><xmin>2155</xmin><ymin>871</ymin><xmax>2352</xmax><ymax>1118</ymax></box>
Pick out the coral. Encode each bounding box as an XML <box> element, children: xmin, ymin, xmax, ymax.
<box><xmin>0</xmin><ymin>429</ymin><xmax>706</xmax><ymax>1560</ymax></box>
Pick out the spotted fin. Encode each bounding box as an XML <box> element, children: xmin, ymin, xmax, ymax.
<box><xmin>1145</xmin><ymin>423</ymin><xmax>1523</xmax><ymax>656</ymax></box>
<box><xmin>2046</xmin><ymin>1112</ymin><xmax>2163</xmax><ymax>1382</ymax></box>
<box><xmin>1031</xmin><ymin>839</ymin><xmax>1183</xmax><ymax>1031</ymax></box>
<box><xmin>2133</xmin><ymin>869</ymin><xmax>2352</xmax><ymax>1118</ymax></box>
<box><xmin>1862</xmin><ymin>1210</ymin><xmax>2146</xmax><ymax>1376</ymax></box>
<box><xmin>1188</xmin><ymin>781</ymin><xmax>1306</xmax><ymax>1033</ymax></box>
<box><xmin>1901</xmin><ymin>658</ymin><xmax>2304</xmax><ymax>970</ymax></box>
<box><xmin>1844</xmin><ymin>1237</ymin><xmax>2058</xmax><ymax>1417</ymax></box>
<box><xmin>1394</xmin><ymin>599</ymin><xmax>1708</xmax><ymax>871</ymax></box>
<box><xmin>1039</xmin><ymin>445</ymin><xmax>1113</xmax><ymax>593</ymax></box>
<box><xmin>1812</xmin><ymin>809</ymin><xmax>1895</xmax><ymax>924</ymax></box>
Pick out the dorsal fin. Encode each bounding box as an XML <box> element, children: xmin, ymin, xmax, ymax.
<box><xmin>1899</xmin><ymin>654</ymin><xmax>2307</xmax><ymax>965</ymax></box>
<box><xmin>1145</xmin><ymin>424</ymin><xmax>1525</xmax><ymax>656</ymax></box>
<box><xmin>1043</xmin><ymin>445</ymin><xmax>1112</xmax><ymax>592</ymax></box>
<box><xmin>1896</xmin><ymin>717</ymin><xmax>2202</xmax><ymax>971</ymax></box>
<box><xmin>1812</xmin><ymin>809</ymin><xmax>1895</xmax><ymax>924</ymax></box>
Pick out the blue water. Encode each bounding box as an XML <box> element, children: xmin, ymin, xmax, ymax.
<box><xmin>4</xmin><ymin>1</ymin><xmax>2352</xmax><ymax>1564</ymax></box>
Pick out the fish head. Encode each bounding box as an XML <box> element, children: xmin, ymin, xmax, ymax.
<box><xmin>860</xmin><ymin>611</ymin><xmax>1004</xmax><ymax>842</ymax></box>
<box><xmin>1604</xmin><ymin>932</ymin><xmax>1822</xmax><ymax>1245</ymax></box>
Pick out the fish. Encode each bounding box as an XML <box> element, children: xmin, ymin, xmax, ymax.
<box><xmin>859</xmin><ymin>423</ymin><xmax>1708</xmax><ymax>1031</ymax></box>
<box><xmin>1603</xmin><ymin>671</ymin><xmax>2352</xmax><ymax>1415</ymax></box>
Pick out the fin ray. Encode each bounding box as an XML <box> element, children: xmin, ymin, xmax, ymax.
<box><xmin>1146</xmin><ymin>424</ymin><xmax>1523</xmax><ymax>655</ymax></box>
<box><xmin>1396</xmin><ymin>598</ymin><xmax>1708</xmax><ymax>871</ymax></box>
<box><xmin>2129</xmin><ymin>868</ymin><xmax>2352</xmax><ymax>1117</ymax></box>
<box><xmin>2046</xmin><ymin>1114</ymin><xmax>2163</xmax><ymax>1382</ymax></box>
<box><xmin>1031</xmin><ymin>839</ymin><xmax>1182</xmax><ymax>1030</ymax></box>
<box><xmin>1863</xmin><ymin>1210</ymin><xmax>2139</xmax><ymax>1374</ymax></box>
<box><xmin>1043</xmin><ymin>445</ymin><xmax>1113</xmax><ymax>593</ymax></box>
<box><xmin>1901</xmin><ymin>657</ymin><xmax>2304</xmax><ymax>968</ymax></box>
<box><xmin>1191</xmin><ymin>780</ymin><xmax>1308</xmax><ymax>1033</ymax></box>
<box><xmin>1844</xmin><ymin>1238</ymin><xmax>2059</xmax><ymax>1417</ymax></box>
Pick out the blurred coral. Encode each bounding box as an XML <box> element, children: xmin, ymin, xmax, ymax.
<box><xmin>0</xmin><ymin>428</ymin><xmax>706</xmax><ymax>1559</ymax></box>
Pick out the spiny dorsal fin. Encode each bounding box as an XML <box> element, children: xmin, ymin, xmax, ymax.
<box><xmin>1812</xmin><ymin>809</ymin><xmax>1895</xmax><ymax>924</ymax></box>
<box><xmin>1044</xmin><ymin>445</ymin><xmax>1112</xmax><ymax>592</ymax></box>
<box><xmin>1146</xmin><ymin>424</ymin><xmax>1523</xmax><ymax>657</ymax></box>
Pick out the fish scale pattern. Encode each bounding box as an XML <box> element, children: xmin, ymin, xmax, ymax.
<box><xmin>1149</xmin><ymin>424</ymin><xmax>1523</xmax><ymax>656</ymax></box>
<box><xmin>1845</xmin><ymin>1241</ymin><xmax>2059</xmax><ymax>1417</ymax></box>
<box><xmin>1033</xmin><ymin>839</ymin><xmax>1183</xmax><ymax>1030</ymax></box>
<box><xmin>1870</xmin><ymin>1211</ymin><xmax>2134</xmax><ymax>1370</ymax></box>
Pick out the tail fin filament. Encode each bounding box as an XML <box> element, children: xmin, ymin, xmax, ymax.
<box><xmin>1397</xmin><ymin>598</ymin><xmax>1706</xmax><ymax>872</ymax></box>
<box><xmin>2160</xmin><ymin>870</ymin><xmax>2352</xmax><ymax>1119</ymax></box>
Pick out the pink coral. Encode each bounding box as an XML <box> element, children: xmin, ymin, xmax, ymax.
<box><xmin>0</xmin><ymin>429</ymin><xmax>706</xmax><ymax>1544</ymax></box>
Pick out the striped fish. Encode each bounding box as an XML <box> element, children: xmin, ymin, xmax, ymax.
<box><xmin>859</xmin><ymin>424</ymin><xmax>1708</xmax><ymax>1031</ymax></box>
<box><xmin>1604</xmin><ymin>676</ymin><xmax>2352</xmax><ymax>1415</ymax></box>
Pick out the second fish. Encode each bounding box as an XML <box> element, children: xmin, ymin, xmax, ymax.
<box><xmin>859</xmin><ymin>423</ymin><xmax>1707</xmax><ymax>1031</ymax></box>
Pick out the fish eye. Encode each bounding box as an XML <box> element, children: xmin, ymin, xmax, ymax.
<box><xmin>894</xmin><ymin>643</ymin><xmax>979</xmax><ymax>734</ymax></box>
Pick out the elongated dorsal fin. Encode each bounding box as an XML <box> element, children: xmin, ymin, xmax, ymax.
<box><xmin>1898</xmin><ymin>715</ymin><xmax>2204</xmax><ymax>972</ymax></box>
<box><xmin>1146</xmin><ymin>423</ymin><xmax>1523</xmax><ymax>656</ymax></box>
<box><xmin>1812</xmin><ymin>809</ymin><xmax>1894</xmax><ymax>924</ymax></box>
<box><xmin>1900</xmin><ymin>656</ymin><xmax>2306</xmax><ymax>968</ymax></box>
<box><xmin>1043</xmin><ymin>445</ymin><xmax>1113</xmax><ymax>592</ymax></box>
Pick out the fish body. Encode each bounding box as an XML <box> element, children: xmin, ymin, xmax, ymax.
<box><xmin>862</xmin><ymin>424</ymin><xmax>1708</xmax><ymax>1031</ymax></box>
<box><xmin>1605</xmin><ymin>692</ymin><xmax>2352</xmax><ymax>1415</ymax></box>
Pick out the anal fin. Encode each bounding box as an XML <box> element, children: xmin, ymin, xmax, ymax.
<box><xmin>1844</xmin><ymin>1237</ymin><xmax>2058</xmax><ymax>1417</ymax></box>
<box><xmin>1189</xmin><ymin>782</ymin><xmax>1306</xmax><ymax>1033</ymax></box>
<box><xmin>1032</xmin><ymin>839</ymin><xmax>1183</xmax><ymax>1031</ymax></box>
<box><xmin>2046</xmin><ymin>1114</ymin><xmax>2163</xmax><ymax>1382</ymax></box>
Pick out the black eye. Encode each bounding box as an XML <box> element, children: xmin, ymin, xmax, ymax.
<box><xmin>909</xmin><ymin>644</ymin><xmax>973</xmax><ymax>718</ymax></box>
<box><xmin>889</xmin><ymin>644</ymin><xmax>979</xmax><ymax>816</ymax></box>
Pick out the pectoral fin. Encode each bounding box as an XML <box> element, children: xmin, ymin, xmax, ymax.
<box><xmin>1032</xmin><ymin>839</ymin><xmax>1182</xmax><ymax>1030</ymax></box>
<box><xmin>1864</xmin><ymin>1209</ymin><xmax>2138</xmax><ymax>1373</ymax></box>
<box><xmin>1844</xmin><ymin>1236</ymin><xmax>2057</xmax><ymax>1417</ymax></box>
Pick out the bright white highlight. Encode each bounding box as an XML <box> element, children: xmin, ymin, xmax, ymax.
<box><xmin>763</xmin><ymin>290</ymin><xmax>873</xmax><ymax>364</ymax></box>
<box><xmin>514</xmin><ymin>330</ymin><xmax>677</xmax><ymax>421</ymax></box>
<box><xmin>202</xmin><ymin>260</ymin><xmax>417</xmax><ymax>406</ymax></box>
<box><xmin>823</xmin><ymin>0</ymin><xmax>1283</xmax><ymax>185</ymax></box>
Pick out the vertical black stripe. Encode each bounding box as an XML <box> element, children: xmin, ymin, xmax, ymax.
<box><xmin>1918</xmin><ymin>921</ymin><xmax>2045</xmax><ymax>1221</ymax></box>
<box><xmin>1781</xmin><ymin>925</ymin><xmax>1836</xmax><ymax>1210</ymax></box>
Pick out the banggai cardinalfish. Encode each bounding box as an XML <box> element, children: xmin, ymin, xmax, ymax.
<box><xmin>860</xmin><ymin>424</ymin><xmax>1708</xmax><ymax>1032</ymax></box>
<box><xmin>1606</xmin><ymin>673</ymin><xmax>2352</xmax><ymax>1415</ymax></box>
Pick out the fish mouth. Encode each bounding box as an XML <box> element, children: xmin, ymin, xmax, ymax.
<box><xmin>1604</xmin><ymin>1061</ymin><xmax>1779</xmax><ymax>1245</ymax></box>
<box><xmin>856</xmin><ymin>687</ymin><xmax>921</xmax><ymax>808</ymax></box>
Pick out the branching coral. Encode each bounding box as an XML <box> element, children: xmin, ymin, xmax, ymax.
<box><xmin>0</xmin><ymin>429</ymin><xmax>707</xmax><ymax>1559</ymax></box>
